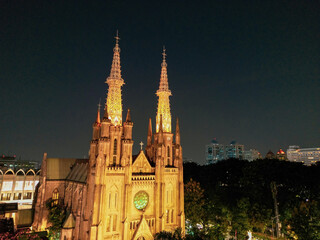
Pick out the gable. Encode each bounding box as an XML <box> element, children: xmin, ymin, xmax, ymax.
<box><xmin>62</xmin><ymin>212</ymin><xmax>76</xmax><ymax>229</ymax></box>
<box><xmin>132</xmin><ymin>151</ymin><xmax>152</xmax><ymax>173</ymax></box>
<box><xmin>132</xmin><ymin>215</ymin><xmax>153</xmax><ymax>240</ymax></box>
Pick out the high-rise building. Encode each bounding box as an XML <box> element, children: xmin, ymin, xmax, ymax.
<box><xmin>287</xmin><ymin>146</ymin><xmax>320</xmax><ymax>165</ymax></box>
<box><xmin>225</xmin><ymin>141</ymin><xmax>244</xmax><ymax>160</ymax></box>
<box><xmin>205</xmin><ymin>140</ymin><xmax>245</xmax><ymax>164</ymax></box>
<box><xmin>205</xmin><ymin>139</ymin><xmax>225</xmax><ymax>164</ymax></box>
<box><xmin>244</xmin><ymin>149</ymin><xmax>261</xmax><ymax>161</ymax></box>
<box><xmin>32</xmin><ymin>36</ymin><xmax>184</xmax><ymax>240</ymax></box>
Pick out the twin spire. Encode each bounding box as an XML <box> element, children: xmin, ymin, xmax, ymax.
<box><xmin>105</xmin><ymin>31</ymin><xmax>124</xmax><ymax>126</ymax></box>
<box><xmin>156</xmin><ymin>47</ymin><xmax>172</xmax><ymax>133</ymax></box>
<box><xmin>96</xmin><ymin>34</ymin><xmax>173</xmax><ymax>137</ymax></box>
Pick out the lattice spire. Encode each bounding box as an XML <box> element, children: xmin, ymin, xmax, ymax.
<box><xmin>156</xmin><ymin>47</ymin><xmax>172</xmax><ymax>133</ymax></box>
<box><xmin>105</xmin><ymin>31</ymin><xmax>125</xmax><ymax>126</ymax></box>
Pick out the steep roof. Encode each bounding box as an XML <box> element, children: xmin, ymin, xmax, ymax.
<box><xmin>46</xmin><ymin>158</ymin><xmax>88</xmax><ymax>180</ymax></box>
<box><xmin>66</xmin><ymin>162</ymin><xmax>88</xmax><ymax>183</ymax></box>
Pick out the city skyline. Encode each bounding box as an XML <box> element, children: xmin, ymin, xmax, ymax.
<box><xmin>1</xmin><ymin>1</ymin><xmax>319</xmax><ymax>164</ymax></box>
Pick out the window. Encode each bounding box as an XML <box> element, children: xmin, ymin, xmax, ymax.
<box><xmin>113</xmin><ymin>215</ymin><xmax>117</xmax><ymax>231</ymax></box>
<box><xmin>112</xmin><ymin>139</ymin><xmax>117</xmax><ymax>165</ymax></box>
<box><xmin>14</xmin><ymin>181</ymin><xmax>23</xmax><ymax>191</ymax></box>
<box><xmin>166</xmin><ymin>209</ymin><xmax>169</xmax><ymax>223</ymax></box>
<box><xmin>171</xmin><ymin>209</ymin><xmax>174</xmax><ymax>223</ymax></box>
<box><xmin>113</xmin><ymin>139</ymin><xmax>117</xmax><ymax>155</ymax></box>
<box><xmin>13</xmin><ymin>193</ymin><xmax>21</xmax><ymax>200</ymax></box>
<box><xmin>106</xmin><ymin>215</ymin><xmax>111</xmax><ymax>232</ymax></box>
<box><xmin>1</xmin><ymin>193</ymin><xmax>11</xmax><ymax>201</ymax></box>
<box><xmin>2</xmin><ymin>181</ymin><xmax>13</xmax><ymax>191</ymax></box>
<box><xmin>24</xmin><ymin>181</ymin><xmax>33</xmax><ymax>191</ymax></box>
<box><xmin>52</xmin><ymin>189</ymin><xmax>59</xmax><ymax>205</ymax></box>
<box><xmin>23</xmin><ymin>192</ymin><xmax>32</xmax><ymax>200</ymax></box>
<box><xmin>167</xmin><ymin>146</ymin><xmax>170</xmax><ymax>157</ymax></box>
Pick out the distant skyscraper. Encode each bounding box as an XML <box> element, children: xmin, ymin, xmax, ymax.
<box><xmin>287</xmin><ymin>146</ymin><xmax>320</xmax><ymax>165</ymax></box>
<box><xmin>206</xmin><ymin>140</ymin><xmax>245</xmax><ymax>164</ymax></box>
<box><xmin>225</xmin><ymin>141</ymin><xmax>244</xmax><ymax>160</ymax></box>
<box><xmin>205</xmin><ymin>139</ymin><xmax>225</xmax><ymax>164</ymax></box>
<box><xmin>244</xmin><ymin>149</ymin><xmax>261</xmax><ymax>161</ymax></box>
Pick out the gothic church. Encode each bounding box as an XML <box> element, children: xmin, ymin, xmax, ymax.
<box><xmin>32</xmin><ymin>35</ymin><xmax>185</xmax><ymax>240</ymax></box>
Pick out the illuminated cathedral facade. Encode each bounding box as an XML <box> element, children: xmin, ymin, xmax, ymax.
<box><xmin>32</xmin><ymin>35</ymin><xmax>185</xmax><ymax>240</ymax></box>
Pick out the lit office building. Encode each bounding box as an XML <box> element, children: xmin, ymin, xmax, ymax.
<box><xmin>225</xmin><ymin>141</ymin><xmax>244</xmax><ymax>160</ymax></box>
<box><xmin>287</xmin><ymin>146</ymin><xmax>320</xmax><ymax>165</ymax></box>
<box><xmin>244</xmin><ymin>149</ymin><xmax>262</xmax><ymax>161</ymax></box>
<box><xmin>205</xmin><ymin>139</ymin><xmax>225</xmax><ymax>164</ymax></box>
<box><xmin>0</xmin><ymin>155</ymin><xmax>40</xmax><ymax>171</ymax></box>
<box><xmin>206</xmin><ymin>140</ymin><xmax>245</xmax><ymax>164</ymax></box>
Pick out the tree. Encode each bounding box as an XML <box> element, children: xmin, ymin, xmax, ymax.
<box><xmin>184</xmin><ymin>179</ymin><xmax>205</xmax><ymax>227</ymax></box>
<box><xmin>230</xmin><ymin>198</ymin><xmax>251</xmax><ymax>239</ymax></box>
<box><xmin>285</xmin><ymin>200</ymin><xmax>320</xmax><ymax>240</ymax></box>
<box><xmin>155</xmin><ymin>228</ymin><xmax>184</xmax><ymax>240</ymax></box>
<box><xmin>45</xmin><ymin>199</ymin><xmax>66</xmax><ymax>239</ymax></box>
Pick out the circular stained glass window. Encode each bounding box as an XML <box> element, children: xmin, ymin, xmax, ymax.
<box><xmin>134</xmin><ymin>191</ymin><xmax>149</xmax><ymax>210</ymax></box>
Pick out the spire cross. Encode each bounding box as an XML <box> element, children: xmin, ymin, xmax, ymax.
<box><xmin>98</xmin><ymin>99</ymin><xmax>102</xmax><ymax>111</ymax></box>
<box><xmin>140</xmin><ymin>141</ymin><xmax>144</xmax><ymax>150</ymax></box>
<box><xmin>115</xmin><ymin>30</ymin><xmax>120</xmax><ymax>44</ymax></box>
<box><xmin>162</xmin><ymin>46</ymin><xmax>166</xmax><ymax>61</ymax></box>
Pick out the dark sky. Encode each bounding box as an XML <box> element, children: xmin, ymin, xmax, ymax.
<box><xmin>1</xmin><ymin>0</ymin><xmax>319</xmax><ymax>164</ymax></box>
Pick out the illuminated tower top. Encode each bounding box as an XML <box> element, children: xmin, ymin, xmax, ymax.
<box><xmin>106</xmin><ymin>31</ymin><xmax>125</xmax><ymax>126</ymax></box>
<box><xmin>156</xmin><ymin>47</ymin><xmax>172</xmax><ymax>133</ymax></box>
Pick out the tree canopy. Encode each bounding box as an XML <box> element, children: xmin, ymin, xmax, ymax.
<box><xmin>183</xmin><ymin>159</ymin><xmax>320</xmax><ymax>240</ymax></box>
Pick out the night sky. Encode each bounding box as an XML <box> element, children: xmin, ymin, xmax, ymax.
<box><xmin>1</xmin><ymin>1</ymin><xmax>319</xmax><ymax>164</ymax></box>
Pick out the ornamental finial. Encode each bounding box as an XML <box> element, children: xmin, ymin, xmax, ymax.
<box><xmin>98</xmin><ymin>98</ymin><xmax>101</xmax><ymax>111</ymax></box>
<box><xmin>162</xmin><ymin>46</ymin><xmax>166</xmax><ymax>61</ymax></box>
<box><xmin>115</xmin><ymin>30</ymin><xmax>120</xmax><ymax>45</ymax></box>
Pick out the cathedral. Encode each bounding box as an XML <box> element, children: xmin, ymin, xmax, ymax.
<box><xmin>32</xmin><ymin>35</ymin><xmax>185</xmax><ymax>240</ymax></box>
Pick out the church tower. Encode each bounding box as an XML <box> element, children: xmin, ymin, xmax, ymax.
<box><xmin>33</xmin><ymin>34</ymin><xmax>184</xmax><ymax>240</ymax></box>
<box><xmin>145</xmin><ymin>48</ymin><xmax>185</xmax><ymax>234</ymax></box>
<box><xmin>82</xmin><ymin>32</ymin><xmax>134</xmax><ymax>240</ymax></box>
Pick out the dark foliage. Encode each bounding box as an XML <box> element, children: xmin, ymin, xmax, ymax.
<box><xmin>183</xmin><ymin>159</ymin><xmax>320</xmax><ymax>239</ymax></box>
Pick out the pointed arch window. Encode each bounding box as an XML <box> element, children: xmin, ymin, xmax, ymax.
<box><xmin>113</xmin><ymin>139</ymin><xmax>117</xmax><ymax>155</ymax></box>
<box><xmin>171</xmin><ymin>209</ymin><xmax>174</xmax><ymax>223</ymax></box>
<box><xmin>167</xmin><ymin>146</ymin><xmax>170</xmax><ymax>157</ymax></box>
<box><xmin>112</xmin><ymin>139</ymin><xmax>117</xmax><ymax>165</ymax></box>
<box><xmin>52</xmin><ymin>189</ymin><xmax>59</xmax><ymax>206</ymax></box>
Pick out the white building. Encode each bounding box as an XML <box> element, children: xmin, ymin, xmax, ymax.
<box><xmin>287</xmin><ymin>145</ymin><xmax>320</xmax><ymax>165</ymax></box>
<box><xmin>0</xmin><ymin>168</ymin><xmax>40</xmax><ymax>228</ymax></box>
